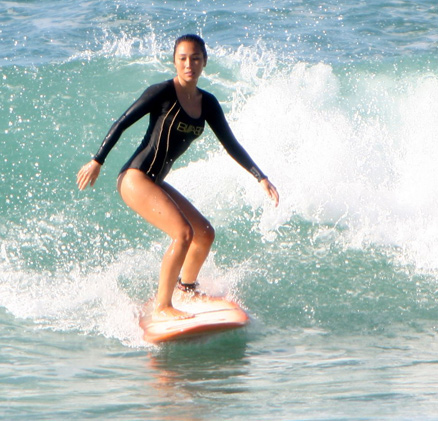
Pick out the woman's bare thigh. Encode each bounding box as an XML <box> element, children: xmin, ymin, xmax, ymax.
<box><xmin>117</xmin><ymin>169</ymin><xmax>190</xmax><ymax>238</ymax></box>
<box><xmin>161</xmin><ymin>181</ymin><xmax>213</xmax><ymax>236</ymax></box>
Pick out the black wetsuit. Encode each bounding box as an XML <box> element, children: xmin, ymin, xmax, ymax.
<box><xmin>93</xmin><ymin>79</ymin><xmax>266</xmax><ymax>184</ymax></box>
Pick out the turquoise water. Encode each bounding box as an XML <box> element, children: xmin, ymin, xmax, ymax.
<box><xmin>2</xmin><ymin>0</ymin><xmax>438</xmax><ymax>419</ymax></box>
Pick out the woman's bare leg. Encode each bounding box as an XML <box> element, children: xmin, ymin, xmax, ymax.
<box><xmin>161</xmin><ymin>182</ymin><xmax>215</xmax><ymax>286</ymax></box>
<box><xmin>118</xmin><ymin>169</ymin><xmax>194</xmax><ymax>320</ymax></box>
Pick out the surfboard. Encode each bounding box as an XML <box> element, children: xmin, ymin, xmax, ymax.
<box><xmin>139</xmin><ymin>295</ymin><xmax>249</xmax><ymax>343</ymax></box>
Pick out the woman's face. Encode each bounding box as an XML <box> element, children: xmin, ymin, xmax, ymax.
<box><xmin>174</xmin><ymin>41</ymin><xmax>207</xmax><ymax>85</ymax></box>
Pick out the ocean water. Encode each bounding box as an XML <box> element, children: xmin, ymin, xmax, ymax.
<box><xmin>2</xmin><ymin>0</ymin><xmax>438</xmax><ymax>419</ymax></box>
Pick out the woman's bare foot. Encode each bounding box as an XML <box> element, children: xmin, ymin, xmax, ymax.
<box><xmin>152</xmin><ymin>304</ymin><xmax>194</xmax><ymax>322</ymax></box>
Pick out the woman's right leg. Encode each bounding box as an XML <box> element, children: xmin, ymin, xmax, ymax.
<box><xmin>118</xmin><ymin>169</ymin><xmax>194</xmax><ymax>320</ymax></box>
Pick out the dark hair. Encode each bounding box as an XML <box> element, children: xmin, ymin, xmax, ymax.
<box><xmin>173</xmin><ymin>34</ymin><xmax>208</xmax><ymax>61</ymax></box>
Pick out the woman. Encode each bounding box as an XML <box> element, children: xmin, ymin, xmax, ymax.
<box><xmin>77</xmin><ymin>34</ymin><xmax>279</xmax><ymax>321</ymax></box>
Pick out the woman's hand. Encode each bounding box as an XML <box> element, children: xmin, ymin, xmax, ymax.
<box><xmin>260</xmin><ymin>178</ymin><xmax>279</xmax><ymax>207</ymax></box>
<box><xmin>77</xmin><ymin>160</ymin><xmax>102</xmax><ymax>191</ymax></box>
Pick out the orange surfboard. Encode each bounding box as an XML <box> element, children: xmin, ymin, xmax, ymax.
<box><xmin>139</xmin><ymin>295</ymin><xmax>249</xmax><ymax>343</ymax></box>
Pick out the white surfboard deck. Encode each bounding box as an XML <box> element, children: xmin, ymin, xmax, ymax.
<box><xmin>139</xmin><ymin>295</ymin><xmax>249</xmax><ymax>343</ymax></box>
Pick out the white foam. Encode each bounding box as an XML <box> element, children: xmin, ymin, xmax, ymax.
<box><xmin>0</xmin><ymin>250</ymin><xmax>154</xmax><ymax>347</ymax></box>
<box><xmin>0</xmin><ymin>245</ymin><xmax>241</xmax><ymax>347</ymax></box>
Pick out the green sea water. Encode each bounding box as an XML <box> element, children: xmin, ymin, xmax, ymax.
<box><xmin>2</xmin><ymin>1</ymin><xmax>438</xmax><ymax>419</ymax></box>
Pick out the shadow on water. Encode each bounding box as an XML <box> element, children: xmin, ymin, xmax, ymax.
<box><xmin>144</xmin><ymin>331</ymin><xmax>250</xmax><ymax>420</ymax></box>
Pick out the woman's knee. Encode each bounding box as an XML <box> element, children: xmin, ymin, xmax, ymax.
<box><xmin>198</xmin><ymin>223</ymin><xmax>215</xmax><ymax>248</ymax></box>
<box><xmin>174</xmin><ymin>222</ymin><xmax>194</xmax><ymax>249</ymax></box>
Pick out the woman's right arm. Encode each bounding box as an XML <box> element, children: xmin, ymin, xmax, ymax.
<box><xmin>93</xmin><ymin>85</ymin><xmax>160</xmax><ymax>165</ymax></box>
<box><xmin>77</xmin><ymin>82</ymin><xmax>168</xmax><ymax>190</ymax></box>
<box><xmin>76</xmin><ymin>99</ymin><xmax>146</xmax><ymax>191</ymax></box>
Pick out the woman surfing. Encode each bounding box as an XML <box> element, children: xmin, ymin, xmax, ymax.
<box><xmin>77</xmin><ymin>34</ymin><xmax>279</xmax><ymax>321</ymax></box>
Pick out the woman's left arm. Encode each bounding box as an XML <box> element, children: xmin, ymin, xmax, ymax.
<box><xmin>205</xmin><ymin>93</ymin><xmax>279</xmax><ymax>206</ymax></box>
<box><xmin>260</xmin><ymin>178</ymin><xmax>279</xmax><ymax>207</ymax></box>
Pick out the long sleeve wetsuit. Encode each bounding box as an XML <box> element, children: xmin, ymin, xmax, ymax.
<box><xmin>93</xmin><ymin>79</ymin><xmax>266</xmax><ymax>184</ymax></box>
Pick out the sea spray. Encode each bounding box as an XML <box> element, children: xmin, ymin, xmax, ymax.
<box><xmin>215</xmin><ymin>60</ymin><xmax>438</xmax><ymax>272</ymax></box>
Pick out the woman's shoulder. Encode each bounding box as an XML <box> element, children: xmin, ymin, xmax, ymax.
<box><xmin>143</xmin><ymin>79</ymin><xmax>174</xmax><ymax>94</ymax></box>
<box><xmin>200</xmin><ymin>88</ymin><xmax>221</xmax><ymax>110</ymax></box>
<box><xmin>133</xmin><ymin>80</ymin><xmax>176</xmax><ymax>109</ymax></box>
<box><xmin>199</xmin><ymin>87</ymin><xmax>216</xmax><ymax>100</ymax></box>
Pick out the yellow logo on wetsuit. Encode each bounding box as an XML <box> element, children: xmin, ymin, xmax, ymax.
<box><xmin>176</xmin><ymin>122</ymin><xmax>203</xmax><ymax>136</ymax></box>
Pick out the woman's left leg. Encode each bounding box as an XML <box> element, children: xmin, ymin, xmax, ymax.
<box><xmin>161</xmin><ymin>182</ymin><xmax>215</xmax><ymax>286</ymax></box>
